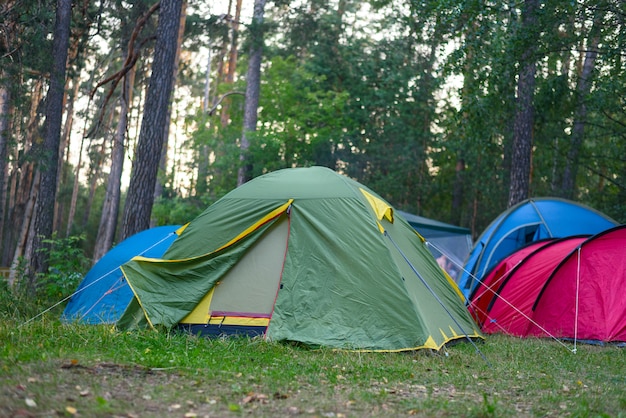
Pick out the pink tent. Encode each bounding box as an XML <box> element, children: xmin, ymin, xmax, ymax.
<box><xmin>527</xmin><ymin>226</ymin><xmax>626</xmax><ymax>343</ymax></box>
<box><xmin>468</xmin><ymin>239</ymin><xmax>555</xmax><ymax>327</ymax></box>
<box><xmin>479</xmin><ymin>236</ymin><xmax>588</xmax><ymax>336</ymax></box>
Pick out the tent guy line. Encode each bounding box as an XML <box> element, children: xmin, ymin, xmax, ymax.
<box><xmin>464</xmin><ymin>242</ymin><xmax>581</xmax><ymax>352</ymax></box>
<box><xmin>21</xmin><ymin>228</ymin><xmax>181</xmax><ymax>328</ymax></box>
<box><xmin>384</xmin><ymin>230</ymin><xmax>492</xmax><ymax>367</ymax></box>
<box><xmin>468</xmin><ymin>294</ymin><xmax>575</xmax><ymax>353</ymax></box>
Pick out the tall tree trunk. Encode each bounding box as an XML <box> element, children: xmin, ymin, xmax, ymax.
<box><xmin>219</xmin><ymin>0</ymin><xmax>242</xmax><ymax>128</ymax></box>
<box><xmin>21</xmin><ymin>0</ymin><xmax>71</xmax><ymax>289</ymax></box>
<box><xmin>65</xmin><ymin>133</ymin><xmax>85</xmax><ymax>237</ymax></box>
<box><xmin>153</xmin><ymin>0</ymin><xmax>187</xmax><ymax>215</ymax></box>
<box><xmin>237</xmin><ymin>0</ymin><xmax>266</xmax><ymax>186</ymax></box>
<box><xmin>508</xmin><ymin>0</ymin><xmax>538</xmax><ymax>208</ymax></box>
<box><xmin>9</xmin><ymin>171</ymin><xmax>40</xmax><ymax>287</ymax></box>
<box><xmin>451</xmin><ymin>159</ymin><xmax>465</xmax><ymax>226</ymax></box>
<box><xmin>560</xmin><ymin>9</ymin><xmax>604</xmax><ymax>199</ymax></box>
<box><xmin>4</xmin><ymin>79</ymin><xmax>41</xmax><ymax>267</ymax></box>
<box><xmin>53</xmin><ymin>77</ymin><xmax>78</xmax><ymax>234</ymax></box>
<box><xmin>81</xmin><ymin>112</ymin><xmax>112</xmax><ymax>228</ymax></box>
<box><xmin>93</xmin><ymin>64</ymin><xmax>137</xmax><ymax>263</ymax></box>
<box><xmin>0</xmin><ymin>77</ymin><xmax>9</xmax><ymax>257</ymax></box>
<box><xmin>122</xmin><ymin>0</ymin><xmax>183</xmax><ymax>239</ymax></box>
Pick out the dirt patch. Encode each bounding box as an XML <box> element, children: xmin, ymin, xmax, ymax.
<box><xmin>1</xmin><ymin>359</ymin><xmax>392</xmax><ymax>417</ymax></box>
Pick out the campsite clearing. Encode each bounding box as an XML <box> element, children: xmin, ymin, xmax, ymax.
<box><xmin>1</xmin><ymin>320</ymin><xmax>624</xmax><ymax>417</ymax></box>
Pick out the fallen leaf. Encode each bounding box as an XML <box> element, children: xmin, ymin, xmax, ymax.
<box><xmin>243</xmin><ymin>393</ymin><xmax>268</xmax><ymax>404</ymax></box>
<box><xmin>25</xmin><ymin>398</ymin><xmax>36</xmax><ymax>408</ymax></box>
<box><xmin>273</xmin><ymin>392</ymin><xmax>288</xmax><ymax>399</ymax></box>
<box><xmin>65</xmin><ymin>406</ymin><xmax>77</xmax><ymax>415</ymax></box>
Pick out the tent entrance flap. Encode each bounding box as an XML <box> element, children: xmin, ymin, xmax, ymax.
<box><xmin>179</xmin><ymin>216</ymin><xmax>289</xmax><ymax>333</ymax></box>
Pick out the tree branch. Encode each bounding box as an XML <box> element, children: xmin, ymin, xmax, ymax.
<box><xmin>207</xmin><ymin>91</ymin><xmax>245</xmax><ymax>116</ymax></box>
<box><xmin>87</xmin><ymin>2</ymin><xmax>160</xmax><ymax>137</ymax></box>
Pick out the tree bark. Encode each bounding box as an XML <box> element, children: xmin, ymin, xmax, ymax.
<box><xmin>22</xmin><ymin>0</ymin><xmax>71</xmax><ymax>289</ymax></box>
<box><xmin>53</xmin><ymin>77</ymin><xmax>78</xmax><ymax>234</ymax></box>
<box><xmin>508</xmin><ymin>0</ymin><xmax>538</xmax><ymax>208</ymax></box>
<box><xmin>219</xmin><ymin>0</ymin><xmax>242</xmax><ymax>128</ymax></box>
<box><xmin>93</xmin><ymin>64</ymin><xmax>137</xmax><ymax>263</ymax></box>
<box><xmin>237</xmin><ymin>0</ymin><xmax>266</xmax><ymax>186</ymax></box>
<box><xmin>0</xmin><ymin>77</ymin><xmax>9</xmax><ymax>259</ymax></box>
<box><xmin>4</xmin><ymin>79</ymin><xmax>41</xmax><ymax>267</ymax></box>
<box><xmin>560</xmin><ymin>8</ymin><xmax>604</xmax><ymax>199</ymax></box>
<box><xmin>122</xmin><ymin>0</ymin><xmax>183</xmax><ymax>239</ymax></box>
<box><xmin>153</xmin><ymin>0</ymin><xmax>187</xmax><ymax>215</ymax></box>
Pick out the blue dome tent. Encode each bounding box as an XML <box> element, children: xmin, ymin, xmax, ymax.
<box><xmin>458</xmin><ymin>198</ymin><xmax>617</xmax><ymax>299</ymax></box>
<box><xmin>62</xmin><ymin>225</ymin><xmax>182</xmax><ymax>324</ymax></box>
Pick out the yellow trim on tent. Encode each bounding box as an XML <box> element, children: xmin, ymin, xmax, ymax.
<box><xmin>440</xmin><ymin>328</ymin><xmax>450</xmax><ymax>340</ymax></box>
<box><xmin>214</xmin><ymin>199</ymin><xmax>293</xmax><ymax>255</ymax></box>
<box><xmin>179</xmin><ymin>286</ymin><xmax>216</xmax><ymax>324</ymax></box>
<box><xmin>119</xmin><ymin>268</ymin><xmax>156</xmax><ymax>329</ymax></box>
<box><xmin>412</xmin><ymin>229</ymin><xmax>426</xmax><ymax>243</ymax></box>
<box><xmin>130</xmin><ymin>199</ymin><xmax>294</xmax><ymax>263</ymax></box>
<box><xmin>331</xmin><ymin>332</ymin><xmax>484</xmax><ymax>353</ymax></box>
<box><xmin>422</xmin><ymin>335</ymin><xmax>439</xmax><ymax>350</ymax></box>
<box><xmin>444</xmin><ymin>272</ymin><xmax>466</xmax><ymax>302</ymax></box>
<box><xmin>206</xmin><ymin>316</ymin><xmax>270</xmax><ymax>326</ymax></box>
<box><xmin>448</xmin><ymin>325</ymin><xmax>459</xmax><ymax>338</ymax></box>
<box><xmin>180</xmin><ymin>314</ymin><xmax>269</xmax><ymax>327</ymax></box>
<box><xmin>175</xmin><ymin>223</ymin><xmax>190</xmax><ymax>235</ymax></box>
<box><xmin>360</xmin><ymin>188</ymin><xmax>394</xmax><ymax>223</ymax></box>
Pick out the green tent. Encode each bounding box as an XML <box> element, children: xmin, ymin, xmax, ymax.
<box><xmin>119</xmin><ymin>167</ymin><xmax>482</xmax><ymax>351</ymax></box>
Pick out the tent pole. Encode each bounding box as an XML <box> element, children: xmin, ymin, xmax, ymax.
<box><xmin>573</xmin><ymin>247</ymin><xmax>582</xmax><ymax>353</ymax></box>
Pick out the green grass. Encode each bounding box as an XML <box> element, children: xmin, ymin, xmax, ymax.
<box><xmin>1</xmin><ymin>310</ymin><xmax>625</xmax><ymax>417</ymax></box>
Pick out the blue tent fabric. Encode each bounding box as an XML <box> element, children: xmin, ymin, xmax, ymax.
<box><xmin>62</xmin><ymin>225</ymin><xmax>181</xmax><ymax>324</ymax></box>
<box><xmin>458</xmin><ymin>198</ymin><xmax>617</xmax><ymax>299</ymax></box>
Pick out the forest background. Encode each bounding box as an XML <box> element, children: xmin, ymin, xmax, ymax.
<box><xmin>1</xmin><ymin>0</ymin><xmax>625</xmax><ymax>295</ymax></box>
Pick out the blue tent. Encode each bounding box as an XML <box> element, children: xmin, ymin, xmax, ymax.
<box><xmin>62</xmin><ymin>225</ymin><xmax>182</xmax><ymax>324</ymax></box>
<box><xmin>458</xmin><ymin>198</ymin><xmax>617</xmax><ymax>299</ymax></box>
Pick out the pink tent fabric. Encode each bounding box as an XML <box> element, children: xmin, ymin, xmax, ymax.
<box><xmin>468</xmin><ymin>239</ymin><xmax>555</xmax><ymax>327</ymax></box>
<box><xmin>480</xmin><ymin>236</ymin><xmax>588</xmax><ymax>336</ymax></box>
<box><xmin>527</xmin><ymin>226</ymin><xmax>626</xmax><ymax>343</ymax></box>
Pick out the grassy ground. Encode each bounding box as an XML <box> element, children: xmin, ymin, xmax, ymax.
<box><xmin>1</xmin><ymin>313</ymin><xmax>624</xmax><ymax>418</ymax></box>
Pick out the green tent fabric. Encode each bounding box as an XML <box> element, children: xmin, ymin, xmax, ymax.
<box><xmin>119</xmin><ymin>167</ymin><xmax>482</xmax><ymax>351</ymax></box>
